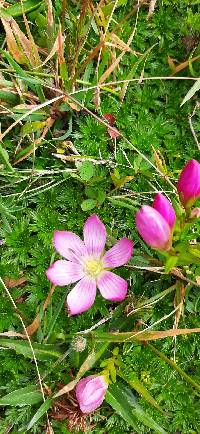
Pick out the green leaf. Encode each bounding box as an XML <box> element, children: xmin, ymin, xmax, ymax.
<box><xmin>27</xmin><ymin>398</ymin><xmax>53</xmax><ymax>431</ymax></box>
<box><xmin>180</xmin><ymin>79</ymin><xmax>200</xmax><ymax>106</ymax></box>
<box><xmin>53</xmin><ymin>115</ymin><xmax>72</xmax><ymax>141</ymax></box>
<box><xmin>44</xmin><ymin>291</ymin><xmax>66</xmax><ymax>341</ymax></box>
<box><xmin>175</xmin><ymin>243</ymin><xmax>200</xmax><ymax>265</ymax></box>
<box><xmin>0</xmin><ymin>339</ymin><xmax>63</xmax><ymax>361</ymax></box>
<box><xmin>165</xmin><ymin>255</ymin><xmax>178</xmax><ymax>273</ymax></box>
<box><xmin>188</xmin><ymin>245</ymin><xmax>200</xmax><ymax>259</ymax></box>
<box><xmin>106</xmin><ymin>383</ymin><xmax>168</xmax><ymax>434</ymax></box>
<box><xmin>79</xmin><ymin>160</ymin><xmax>95</xmax><ymax>181</ymax></box>
<box><xmin>118</xmin><ymin>371</ymin><xmax>164</xmax><ymax>413</ymax></box>
<box><xmin>81</xmin><ymin>198</ymin><xmax>97</xmax><ymax>211</ymax></box>
<box><xmin>108</xmin><ymin>197</ymin><xmax>137</xmax><ymax>211</ymax></box>
<box><xmin>0</xmin><ymin>143</ymin><xmax>14</xmax><ymax>172</ymax></box>
<box><xmin>0</xmin><ymin>0</ymin><xmax>42</xmax><ymax>17</ymax></box>
<box><xmin>2</xmin><ymin>52</ymin><xmax>44</xmax><ymax>99</ymax></box>
<box><xmin>105</xmin><ymin>384</ymin><xmax>140</xmax><ymax>432</ymax></box>
<box><xmin>97</xmin><ymin>190</ymin><xmax>106</xmax><ymax>205</ymax></box>
<box><xmin>21</xmin><ymin>121</ymin><xmax>47</xmax><ymax>136</ymax></box>
<box><xmin>0</xmin><ymin>90</ymin><xmax>18</xmax><ymax>104</ymax></box>
<box><xmin>0</xmin><ymin>385</ymin><xmax>42</xmax><ymax>407</ymax></box>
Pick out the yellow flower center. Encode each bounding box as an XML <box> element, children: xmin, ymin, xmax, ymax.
<box><xmin>84</xmin><ymin>258</ymin><xmax>104</xmax><ymax>278</ymax></box>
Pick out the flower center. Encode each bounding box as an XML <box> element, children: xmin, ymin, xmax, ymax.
<box><xmin>84</xmin><ymin>258</ymin><xmax>104</xmax><ymax>278</ymax></box>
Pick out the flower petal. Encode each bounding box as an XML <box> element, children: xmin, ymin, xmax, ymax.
<box><xmin>76</xmin><ymin>375</ymin><xmax>108</xmax><ymax>414</ymax></box>
<box><xmin>53</xmin><ymin>230</ymin><xmax>87</xmax><ymax>262</ymax></box>
<box><xmin>67</xmin><ymin>276</ymin><xmax>96</xmax><ymax>315</ymax></box>
<box><xmin>153</xmin><ymin>193</ymin><xmax>176</xmax><ymax>228</ymax></box>
<box><xmin>135</xmin><ymin>205</ymin><xmax>171</xmax><ymax>251</ymax></box>
<box><xmin>103</xmin><ymin>238</ymin><xmax>133</xmax><ymax>268</ymax></box>
<box><xmin>97</xmin><ymin>271</ymin><xmax>128</xmax><ymax>301</ymax></box>
<box><xmin>46</xmin><ymin>260</ymin><xmax>84</xmax><ymax>286</ymax></box>
<box><xmin>177</xmin><ymin>159</ymin><xmax>200</xmax><ymax>207</ymax></box>
<box><xmin>83</xmin><ymin>215</ymin><xmax>106</xmax><ymax>256</ymax></box>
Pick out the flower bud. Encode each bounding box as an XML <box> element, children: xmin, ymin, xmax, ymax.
<box><xmin>177</xmin><ymin>159</ymin><xmax>200</xmax><ymax>208</ymax></box>
<box><xmin>136</xmin><ymin>205</ymin><xmax>171</xmax><ymax>251</ymax></box>
<box><xmin>153</xmin><ymin>193</ymin><xmax>176</xmax><ymax>228</ymax></box>
<box><xmin>76</xmin><ymin>375</ymin><xmax>108</xmax><ymax>414</ymax></box>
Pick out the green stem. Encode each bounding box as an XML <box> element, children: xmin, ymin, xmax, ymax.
<box><xmin>148</xmin><ymin>344</ymin><xmax>200</xmax><ymax>394</ymax></box>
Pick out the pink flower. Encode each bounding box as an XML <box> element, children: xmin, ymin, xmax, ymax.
<box><xmin>136</xmin><ymin>193</ymin><xmax>176</xmax><ymax>250</ymax></box>
<box><xmin>177</xmin><ymin>159</ymin><xmax>200</xmax><ymax>208</ymax></box>
<box><xmin>136</xmin><ymin>204</ymin><xmax>173</xmax><ymax>251</ymax></box>
<box><xmin>46</xmin><ymin>215</ymin><xmax>133</xmax><ymax>315</ymax></box>
<box><xmin>152</xmin><ymin>193</ymin><xmax>176</xmax><ymax>228</ymax></box>
<box><xmin>76</xmin><ymin>375</ymin><xmax>108</xmax><ymax>414</ymax></box>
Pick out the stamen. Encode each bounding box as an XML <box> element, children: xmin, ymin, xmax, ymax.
<box><xmin>84</xmin><ymin>258</ymin><xmax>104</xmax><ymax>278</ymax></box>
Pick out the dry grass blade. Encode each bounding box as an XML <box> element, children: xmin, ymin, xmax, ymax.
<box><xmin>108</xmin><ymin>33</ymin><xmax>136</xmax><ymax>54</ymax></box>
<box><xmin>4</xmin><ymin>276</ymin><xmax>27</xmax><ymax>288</ymax></box>
<box><xmin>99</xmin><ymin>328</ymin><xmax>200</xmax><ymax>342</ymax></box>
<box><xmin>0</xmin><ymin>94</ymin><xmax>64</xmax><ymax>141</ymax></box>
<box><xmin>152</xmin><ymin>147</ymin><xmax>168</xmax><ymax>175</ymax></box>
<box><xmin>21</xmin><ymin>1</ymin><xmax>41</xmax><ymax>68</ymax></box>
<box><xmin>47</xmin><ymin>0</ymin><xmax>53</xmax><ymax>30</ymax></box>
<box><xmin>147</xmin><ymin>0</ymin><xmax>157</xmax><ymax>20</ymax></box>
<box><xmin>1</xmin><ymin>17</ymin><xmax>40</xmax><ymax>68</ymax></box>
<box><xmin>53</xmin><ymin>350</ymin><xmax>96</xmax><ymax>398</ymax></box>
<box><xmin>38</xmin><ymin>28</ymin><xmax>65</xmax><ymax>68</ymax></box>
<box><xmin>99</xmin><ymin>0</ymin><xmax>140</xmax><ymax>84</ymax></box>
<box><xmin>1</xmin><ymin>18</ymin><xmax>26</xmax><ymax>64</ymax></box>
<box><xmin>168</xmin><ymin>54</ymin><xmax>200</xmax><ymax>75</ymax></box>
<box><xmin>174</xmin><ymin>284</ymin><xmax>185</xmax><ymax>328</ymax></box>
<box><xmin>0</xmin><ymin>331</ymin><xmax>26</xmax><ymax>338</ymax></box>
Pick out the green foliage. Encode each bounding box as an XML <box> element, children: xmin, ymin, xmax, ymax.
<box><xmin>0</xmin><ymin>0</ymin><xmax>200</xmax><ymax>433</ymax></box>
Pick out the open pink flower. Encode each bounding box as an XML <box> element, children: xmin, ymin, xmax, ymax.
<box><xmin>46</xmin><ymin>215</ymin><xmax>133</xmax><ymax>315</ymax></box>
<box><xmin>76</xmin><ymin>375</ymin><xmax>108</xmax><ymax>414</ymax></box>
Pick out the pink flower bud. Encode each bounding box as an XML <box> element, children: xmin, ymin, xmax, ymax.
<box><xmin>153</xmin><ymin>193</ymin><xmax>176</xmax><ymax>228</ymax></box>
<box><xmin>190</xmin><ymin>207</ymin><xmax>200</xmax><ymax>219</ymax></box>
<box><xmin>76</xmin><ymin>375</ymin><xmax>108</xmax><ymax>414</ymax></box>
<box><xmin>136</xmin><ymin>205</ymin><xmax>171</xmax><ymax>251</ymax></box>
<box><xmin>177</xmin><ymin>159</ymin><xmax>200</xmax><ymax>208</ymax></box>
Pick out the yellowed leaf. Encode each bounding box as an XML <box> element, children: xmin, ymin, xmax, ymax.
<box><xmin>111</xmin><ymin>172</ymin><xmax>133</xmax><ymax>189</ymax></box>
<box><xmin>108</xmin><ymin>33</ymin><xmax>134</xmax><ymax>53</ymax></box>
<box><xmin>0</xmin><ymin>331</ymin><xmax>25</xmax><ymax>338</ymax></box>
<box><xmin>11</xmin><ymin>19</ymin><xmax>39</xmax><ymax>67</ymax></box>
<box><xmin>63</xmin><ymin>96</ymin><xmax>80</xmax><ymax>111</ymax></box>
<box><xmin>174</xmin><ymin>284</ymin><xmax>185</xmax><ymax>327</ymax></box>
<box><xmin>152</xmin><ymin>146</ymin><xmax>167</xmax><ymax>175</ymax></box>
<box><xmin>109</xmin><ymin>327</ymin><xmax>200</xmax><ymax>342</ymax></box>
<box><xmin>1</xmin><ymin>18</ymin><xmax>26</xmax><ymax>64</ymax></box>
<box><xmin>167</xmin><ymin>56</ymin><xmax>176</xmax><ymax>72</ymax></box>
<box><xmin>47</xmin><ymin>0</ymin><xmax>53</xmax><ymax>29</ymax></box>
